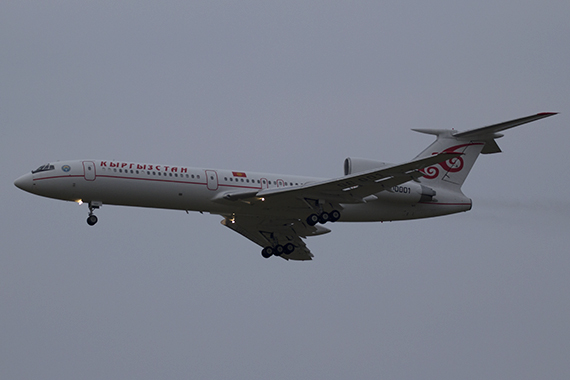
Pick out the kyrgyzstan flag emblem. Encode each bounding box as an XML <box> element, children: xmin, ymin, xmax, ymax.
<box><xmin>232</xmin><ymin>171</ymin><xmax>247</xmax><ymax>178</ymax></box>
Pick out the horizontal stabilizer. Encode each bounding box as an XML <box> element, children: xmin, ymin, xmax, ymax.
<box><xmin>480</xmin><ymin>138</ymin><xmax>502</xmax><ymax>154</ymax></box>
<box><xmin>412</xmin><ymin>112</ymin><xmax>557</xmax><ymax>188</ymax></box>
<box><xmin>453</xmin><ymin>112</ymin><xmax>557</xmax><ymax>139</ymax></box>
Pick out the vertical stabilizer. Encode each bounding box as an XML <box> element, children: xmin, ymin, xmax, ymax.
<box><xmin>411</xmin><ymin>113</ymin><xmax>557</xmax><ymax>190</ymax></box>
<box><xmin>412</xmin><ymin>131</ymin><xmax>485</xmax><ymax>189</ymax></box>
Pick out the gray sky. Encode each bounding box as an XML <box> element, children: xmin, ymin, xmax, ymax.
<box><xmin>2</xmin><ymin>1</ymin><xmax>569</xmax><ymax>379</ymax></box>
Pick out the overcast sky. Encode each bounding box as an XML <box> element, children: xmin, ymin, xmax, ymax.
<box><xmin>2</xmin><ymin>1</ymin><xmax>569</xmax><ymax>379</ymax></box>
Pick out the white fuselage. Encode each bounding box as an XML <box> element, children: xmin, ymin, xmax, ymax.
<box><xmin>14</xmin><ymin>159</ymin><xmax>472</xmax><ymax>222</ymax></box>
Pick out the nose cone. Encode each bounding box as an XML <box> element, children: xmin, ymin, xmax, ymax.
<box><xmin>14</xmin><ymin>173</ymin><xmax>34</xmax><ymax>193</ymax></box>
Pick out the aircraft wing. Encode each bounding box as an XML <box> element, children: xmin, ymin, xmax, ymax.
<box><xmin>217</xmin><ymin>153</ymin><xmax>458</xmax><ymax>259</ymax></box>
<box><xmin>254</xmin><ymin>152</ymin><xmax>460</xmax><ymax>204</ymax></box>
<box><xmin>221</xmin><ymin>215</ymin><xmax>332</xmax><ymax>261</ymax></box>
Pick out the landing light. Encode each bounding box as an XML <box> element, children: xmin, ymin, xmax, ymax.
<box><xmin>76</xmin><ymin>200</ymin><xmax>83</xmax><ymax>205</ymax></box>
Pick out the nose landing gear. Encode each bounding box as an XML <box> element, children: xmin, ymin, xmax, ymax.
<box><xmin>86</xmin><ymin>201</ymin><xmax>102</xmax><ymax>226</ymax></box>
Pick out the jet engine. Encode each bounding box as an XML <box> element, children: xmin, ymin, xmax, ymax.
<box><xmin>374</xmin><ymin>182</ymin><xmax>436</xmax><ymax>203</ymax></box>
<box><xmin>344</xmin><ymin>157</ymin><xmax>391</xmax><ymax>175</ymax></box>
<box><xmin>344</xmin><ymin>157</ymin><xmax>436</xmax><ymax>203</ymax></box>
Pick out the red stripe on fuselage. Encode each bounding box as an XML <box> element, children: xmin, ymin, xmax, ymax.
<box><xmin>33</xmin><ymin>174</ymin><xmax>263</xmax><ymax>190</ymax></box>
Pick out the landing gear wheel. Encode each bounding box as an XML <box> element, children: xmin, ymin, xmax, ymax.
<box><xmin>329</xmin><ymin>210</ymin><xmax>341</xmax><ymax>222</ymax></box>
<box><xmin>284</xmin><ymin>243</ymin><xmax>295</xmax><ymax>254</ymax></box>
<box><xmin>274</xmin><ymin>245</ymin><xmax>285</xmax><ymax>256</ymax></box>
<box><xmin>319</xmin><ymin>212</ymin><xmax>330</xmax><ymax>224</ymax></box>
<box><xmin>87</xmin><ymin>214</ymin><xmax>98</xmax><ymax>226</ymax></box>
<box><xmin>87</xmin><ymin>201</ymin><xmax>101</xmax><ymax>227</ymax></box>
<box><xmin>261</xmin><ymin>246</ymin><xmax>274</xmax><ymax>258</ymax></box>
<box><xmin>307</xmin><ymin>214</ymin><xmax>319</xmax><ymax>226</ymax></box>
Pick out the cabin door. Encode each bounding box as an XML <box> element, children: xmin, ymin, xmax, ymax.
<box><xmin>82</xmin><ymin>161</ymin><xmax>96</xmax><ymax>181</ymax></box>
<box><xmin>205</xmin><ymin>170</ymin><xmax>218</xmax><ymax>190</ymax></box>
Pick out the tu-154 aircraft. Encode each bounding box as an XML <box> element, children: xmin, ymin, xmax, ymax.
<box><xmin>14</xmin><ymin>113</ymin><xmax>556</xmax><ymax>260</ymax></box>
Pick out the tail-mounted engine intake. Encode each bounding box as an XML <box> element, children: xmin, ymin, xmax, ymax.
<box><xmin>419</xmin><ymin>185</ymin><xmax>436</xmax><ymax>202</ymax></box>
<box><xmin>344</xmin><ymin>157</ymin><xmax>436</xmax><ymax>203</ymax></box>
<box><xmin>344</xmin><ymin>157</ymin><xmax>391</xmax><ymax>175</ymax></box>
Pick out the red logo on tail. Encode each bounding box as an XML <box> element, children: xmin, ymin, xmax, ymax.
<box><xmin>420</xmin><ymin>143</ymin><xmax>479</xmax><ymax>179</ymax></box>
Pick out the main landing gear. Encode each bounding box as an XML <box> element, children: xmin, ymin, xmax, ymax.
<box><xmin>306</xmin><ymin>209</ymin><xmax>341</xmax><ymax>226</ymax></box>
<box><xmin>86</xmin><ymin>201</ymin><xmax>101</xmax><ymax>226</ymax></box>
<box><xmin>259</xmin><ymin>208</ymin><xmax>340</xmax><ymax>259</ymax></box>
<box><xmin>261</xmin><ymin>243</ymin><xmax>295</xmax><ymax>259</ymax></box>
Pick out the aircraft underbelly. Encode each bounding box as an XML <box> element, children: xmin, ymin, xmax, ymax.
<box><xmin>339</xmin><ymin>200</ymin><xmax>471</xmax><ymax>222</ymax></box>
<box><xmin>88</xmin><ymin>177</ymin><xmax>212</xmax><ymax>210</ymax></box>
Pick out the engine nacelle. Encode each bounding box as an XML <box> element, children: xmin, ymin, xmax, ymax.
<box><xmin>375</xmin><ymin>182</ymin><xmax>436</xmax><ymax>203</ymax></box>
<box><xmin>344</xmin><ymin>157</ymin><xmax>392</xmax><ymax>175</ymax></box>
<box><xmin>344</xmin><ymin>157</ymin><xmax>436</xmax><ymax>203</ymax></box>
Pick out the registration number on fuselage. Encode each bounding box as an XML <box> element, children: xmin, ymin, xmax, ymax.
<box><xmin>391</xmin><ymin>186</ymin><xmax>411</xmax><ymax>194</ymax></box>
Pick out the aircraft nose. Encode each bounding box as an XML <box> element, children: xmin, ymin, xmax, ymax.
<box><xmin>14</xmin><ymin>173</ymin><xmax>34</xmax><ymax>193</ymax></box>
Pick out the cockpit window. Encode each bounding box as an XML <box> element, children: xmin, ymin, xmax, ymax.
<box><xmin>32</xmin><ymin>164</ymin><xmax>55</xmax><ymax>174</ymax></box>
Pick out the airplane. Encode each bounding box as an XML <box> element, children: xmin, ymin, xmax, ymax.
<box><xmin>14</xmin><ymin>112</ymin><xmax>556</xmax><ymax>260</ymax></box>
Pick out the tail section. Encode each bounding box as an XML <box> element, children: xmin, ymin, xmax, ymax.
<box><xmin>412</xmin><ymin>112</ymin><xmax>557</xmax><ymax>190</ymax></box>
<box><xmin>412</xmin><ymin>130</ymin><xmax>486</xmax><ymax>189</ymax></box>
